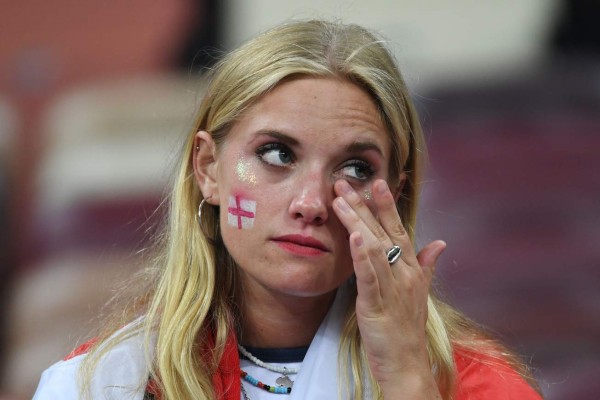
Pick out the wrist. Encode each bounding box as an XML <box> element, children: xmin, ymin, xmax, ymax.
<box><xmin>378</xmin><ymin>370</ymin><xmax>442</xmax><ymax>400</ymax></box>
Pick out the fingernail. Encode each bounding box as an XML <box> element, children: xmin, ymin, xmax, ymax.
<box><xmin>354</xmin><ymin>233</ymin><xmax>363</xmax><ymax>247</ymax></box>
<box><xmin>377</xmin><ymin>180</ymin><xmax>388</xmax><ymax>195</ymax></box>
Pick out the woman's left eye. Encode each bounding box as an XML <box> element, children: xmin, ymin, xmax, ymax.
<box><xmin>256</xmin><ymin>143</ymin><xmax>294</xmax><ymax>167</ymax></box>
<box><xmin>340</xmin><ymin>160</ymin><xmax>375</xmax><ymax>181</ymax></box>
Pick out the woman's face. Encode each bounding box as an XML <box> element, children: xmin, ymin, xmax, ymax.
<box><xmin>207</xmin><ymin>77</ymin><xmax>394</xmax><ymax>300</ymax></box>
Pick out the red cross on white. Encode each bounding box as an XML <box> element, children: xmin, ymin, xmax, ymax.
<box><xmin>227</xmin><ymin>195</ymin><xmax>256</xmax><ymax>229</ymax></box>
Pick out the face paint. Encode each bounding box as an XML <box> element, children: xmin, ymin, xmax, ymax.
<box><xmin>227</xmin><ymin>195</ymin><xmax>256</xmax><ymax>229</ymax></box>
<box><xmin>236</xmin><ymin>158</ymin><xmax>257</xmax><ymax>185</ymax></box>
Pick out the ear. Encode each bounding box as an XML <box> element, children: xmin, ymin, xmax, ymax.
<box><xmin>392</xmin><ymin>172</ymin><xmax>407</xmax><ymax>202</ymax></box>
<box><xmin>193</xmin><ymin>131</ymin><xmax>220</xmax><ymax>205</ymax></box>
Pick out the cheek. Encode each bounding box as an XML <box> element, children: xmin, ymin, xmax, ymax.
<box><xmin>221</xmin><ymin>157</ymin><xmax>260</xmax><ymax>230</ymax></box>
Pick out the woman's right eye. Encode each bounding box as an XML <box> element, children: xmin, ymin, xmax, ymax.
<box><xmin>256</xmin><ymin>143</ymin><xmax>294</xmax><ymax>167</ymax></box>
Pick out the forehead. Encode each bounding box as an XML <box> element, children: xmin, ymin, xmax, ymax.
<box><xmin>227</xmin><ymin>77</ymin><xmax>390</xmax><ymax>154</ymax></box>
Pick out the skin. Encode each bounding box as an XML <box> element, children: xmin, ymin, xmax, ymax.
<box><xmin>194</xmin><ymin>77</ymin><xmax>446</xmax><ymax>399</ymax></box>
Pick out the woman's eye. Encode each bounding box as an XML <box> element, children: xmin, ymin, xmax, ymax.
<box><xmin>340</xmin><ymin>160</ymin><xmax>375</xmax><ymax>181</ymax></box>
<box><xmin>256</xmin><ymin>143</ymin><xmax>294</xmax><ymax>167</ymax></box>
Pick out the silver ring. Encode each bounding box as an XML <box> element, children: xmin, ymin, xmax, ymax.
<box><xmin>386</xmin><ymin>245</ymin><xmax>402</xmax><ymax>264</ymax></box>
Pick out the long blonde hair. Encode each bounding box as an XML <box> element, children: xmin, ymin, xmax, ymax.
<box><xmin>82</xmin><ymin>20</ymin><xmax>537</xmax><ymax>400</ymax></box>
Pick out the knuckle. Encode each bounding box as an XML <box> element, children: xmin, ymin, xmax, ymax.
<box><xmin>348</xmin><ymin>212</ymin><xmax>361</xmax><ymax>225</ymax></box>
<box><xmin>363</xmin><ymin>271</ymin><xmax>377</xmax><ymax>286</ymax></box>
<box><xmin>348</xmin><ymin>193</ymin><xmax>363</xmax><ymax>209</ymax></box>
<box><xmin>390</xmin><ymin>223</ymin><xmax>407</xmax><ymax>237</ymax></box>
<box><xmin>355</xmin><ymin>247</ymin><xmax>370</xmax><ymax>262</ymax></box>
<box><xmin>372</xmin><ymin>223</ymin><xmax>387</xmax><ymax>240</ymax></box>
<box><xmin>368</xmin><ymin>242</ymin><xmax>385</xmax><ymax>258</ymax></box>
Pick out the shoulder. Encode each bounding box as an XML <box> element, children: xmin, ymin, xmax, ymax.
<box><xmin>33</xmin><ymin>323</ymin><xmax>152</xmax><ymax>400</ymax></box>
<box><xmin>454</xmin><ymin>348</ymin><xmax>543</xmax><ymax>400</ymax></box>
<box><xmin>32</xmin><ymin>353</ymin><xmax>86</xmax><ymax>400</ymax></box>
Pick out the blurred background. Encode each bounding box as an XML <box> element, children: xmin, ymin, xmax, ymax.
<box><xmin>1</xmin><ymin>0</ymin><xmax>598</xmax><ymax>398</ymax></box>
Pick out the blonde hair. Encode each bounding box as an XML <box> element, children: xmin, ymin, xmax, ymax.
<box><xmin>81</xmin><ymin>19</ymin><xmax>538</xmax><ymax>399</ymax></box>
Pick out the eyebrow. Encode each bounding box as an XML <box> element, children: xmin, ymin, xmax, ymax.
<box><xmin>254</xmin><ymin>130</ymin><xmax>300</xmax><ymax>147</ymax></box>
<box><xmin>346</xmin><ymin>140</ymin><xmax>384</xmax><ymax>157</ymax></box>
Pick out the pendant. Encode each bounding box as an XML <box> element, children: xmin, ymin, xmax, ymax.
<box><xmin>276</xmin><ymin>375</ymin><xmax>294</xmax><ymax>387</ymax></box>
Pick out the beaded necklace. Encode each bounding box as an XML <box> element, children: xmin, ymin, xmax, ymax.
<box><xmin>241</xmin><ymin>370</ymin><xmax>292</xmax><ymax>394</ymax></box>
<box><xmin>238</xmin><ymin>344</ymin><xmax>299</xmax><ymax>388</ymax></box>
<box><xmin>238</xmin><ymin>345</ymin><xmax>301</xmax><ymax>375</ymax></box>
<box><xmin>238</xmin><ymin>345</ymin><xmax>300</xmax><ymax>398</ymax></box>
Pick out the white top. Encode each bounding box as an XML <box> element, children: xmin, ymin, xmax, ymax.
<box><xmin>33</xmin><ymin>285</ymin><xmax>360</xmax><ymax>399</ymax></box>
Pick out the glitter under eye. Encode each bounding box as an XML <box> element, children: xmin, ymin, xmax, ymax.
<box><xmin>236</xmin><ymin>159</ymin><xmax>257</xmax><ymax>185</ymax></box>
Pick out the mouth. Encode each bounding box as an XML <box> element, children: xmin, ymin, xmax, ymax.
<box><xmin>271</xmin><ymin>234</ymin><xmax>329</xmax><ymax>256</ymax></box>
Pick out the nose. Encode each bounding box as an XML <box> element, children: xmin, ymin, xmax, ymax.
<box><xmin>288</xmin><ymin>172</ymin><xmax>330</xmax><ymax>225</ymax></box>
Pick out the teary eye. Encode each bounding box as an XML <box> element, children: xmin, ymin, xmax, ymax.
<box><xmin>339</xmin><ymin>160</ymin><xmax>375</xmax><ymax>181</ymax></box>
<box><xmin>256</xmin><ymin>143</ymin><xmax>294</xmax><ymax>166</ymax></box>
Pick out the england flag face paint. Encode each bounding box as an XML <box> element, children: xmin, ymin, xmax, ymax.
<box><xmin>227</xmin><ymin>195</ymin><xmax>256</xmax><ymax>229</ymax></box>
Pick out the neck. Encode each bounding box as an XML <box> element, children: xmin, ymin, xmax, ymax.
<box><xmin>237</xmin><ymin>283</ymin><xmax>336</xmax><ymax>348</ymax></box>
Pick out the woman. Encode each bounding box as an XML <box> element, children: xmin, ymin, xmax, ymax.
<box><xmin>33</xmin><ymin>20</ymin><xmax>542</xmax><ymax>399</ymax></box>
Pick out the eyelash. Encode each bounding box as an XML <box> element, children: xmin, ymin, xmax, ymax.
<box><xmin>256</xmin><ymin>143</ymin><xmax>294</xmax><ymax>166</ymax></box>
<box><xmin>339</xmin><ymin>159</ymin><xmax>376</xmax><ymax>181</ymax></box>
<box><xmin>255</xmin><ymin>142</ymin><xmax>376</xmax><ymax>182</ymax></box>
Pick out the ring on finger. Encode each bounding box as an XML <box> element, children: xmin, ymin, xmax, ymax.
<box><xmin>386</xmin><ymin>245</ymin><xmax>402</xmax><ymax>265</ymax></box>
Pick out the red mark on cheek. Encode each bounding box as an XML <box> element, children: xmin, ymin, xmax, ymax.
<box><xmin>227</xmin><ymin>195</ymin><xmax>256</xmax><ymax>229</ymax></box>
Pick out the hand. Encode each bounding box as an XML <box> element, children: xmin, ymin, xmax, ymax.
<box><xmin>332</xmin><ymin>179</ymin><xmax>446</xmax><ymax>398</ymax></box>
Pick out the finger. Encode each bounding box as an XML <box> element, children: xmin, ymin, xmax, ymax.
<box><xmin>372</xmin><ymin>179</ymin><xmax>416</xmax><ymax>263</ymax></box>
<box><xmin>334</xmin><ymin>180</ymin><xmax>394</xmax><ymax>249</ymax></box>
<box><xmin>415</xmin><ymin>240</ymin><xmax>447</xmax><ymax>279</ymax></box>
<box><xmin>332</xmin><ymin>195</ymin><xmax>387</xmax><ymax>256</ymax></box>
<box><xmin>333</xmin><ymin>196</ymin><xmax>395</xmax><ymax>286</ymax></box>
<box><xmin>349</xmin><ymin>231</ymin><xmax>383</xmax><ymax>308</ymax></box>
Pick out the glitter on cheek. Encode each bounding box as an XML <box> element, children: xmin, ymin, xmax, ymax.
<box><xmin>363</xmin><ymin>189</ymin><xmax>373</xmax><ymax>200</ymax></box>
<box><xmin>235</xmin><ymin>158</ymin><xmax>257</xmax><ymax>185</ymax></box>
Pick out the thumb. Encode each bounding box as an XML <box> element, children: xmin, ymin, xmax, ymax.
<box><xmin>416</xmin><ymin>240</ymin><xmax>447</xmax><ymax>277</ymax></box>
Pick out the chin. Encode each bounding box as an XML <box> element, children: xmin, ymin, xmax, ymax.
<box><xmin>275</xmin><ymin>271</ymin><xmax>350</xmax><ymax>298</ymax></box>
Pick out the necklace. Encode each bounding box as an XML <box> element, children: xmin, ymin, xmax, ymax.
<box><xmin>241</xmin><ymin>369</ymin><xmax>292</xmax><ymax>394</ymax></box>
<box><xmin>238</xmin><ymin>344</ymin><xmax>299</xmax><ymax>387</ymax></box>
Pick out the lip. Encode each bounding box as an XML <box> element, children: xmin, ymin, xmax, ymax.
<box><xmin>271</xmin><ymin>234</ymin><xmax>329</xmax><ymax>256</ymax></box>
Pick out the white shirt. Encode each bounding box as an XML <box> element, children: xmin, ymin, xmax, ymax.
<box><xmin>33</xmin><ymin>284</ymin><xmax>358</xmax><ymax>399</ymax></box>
